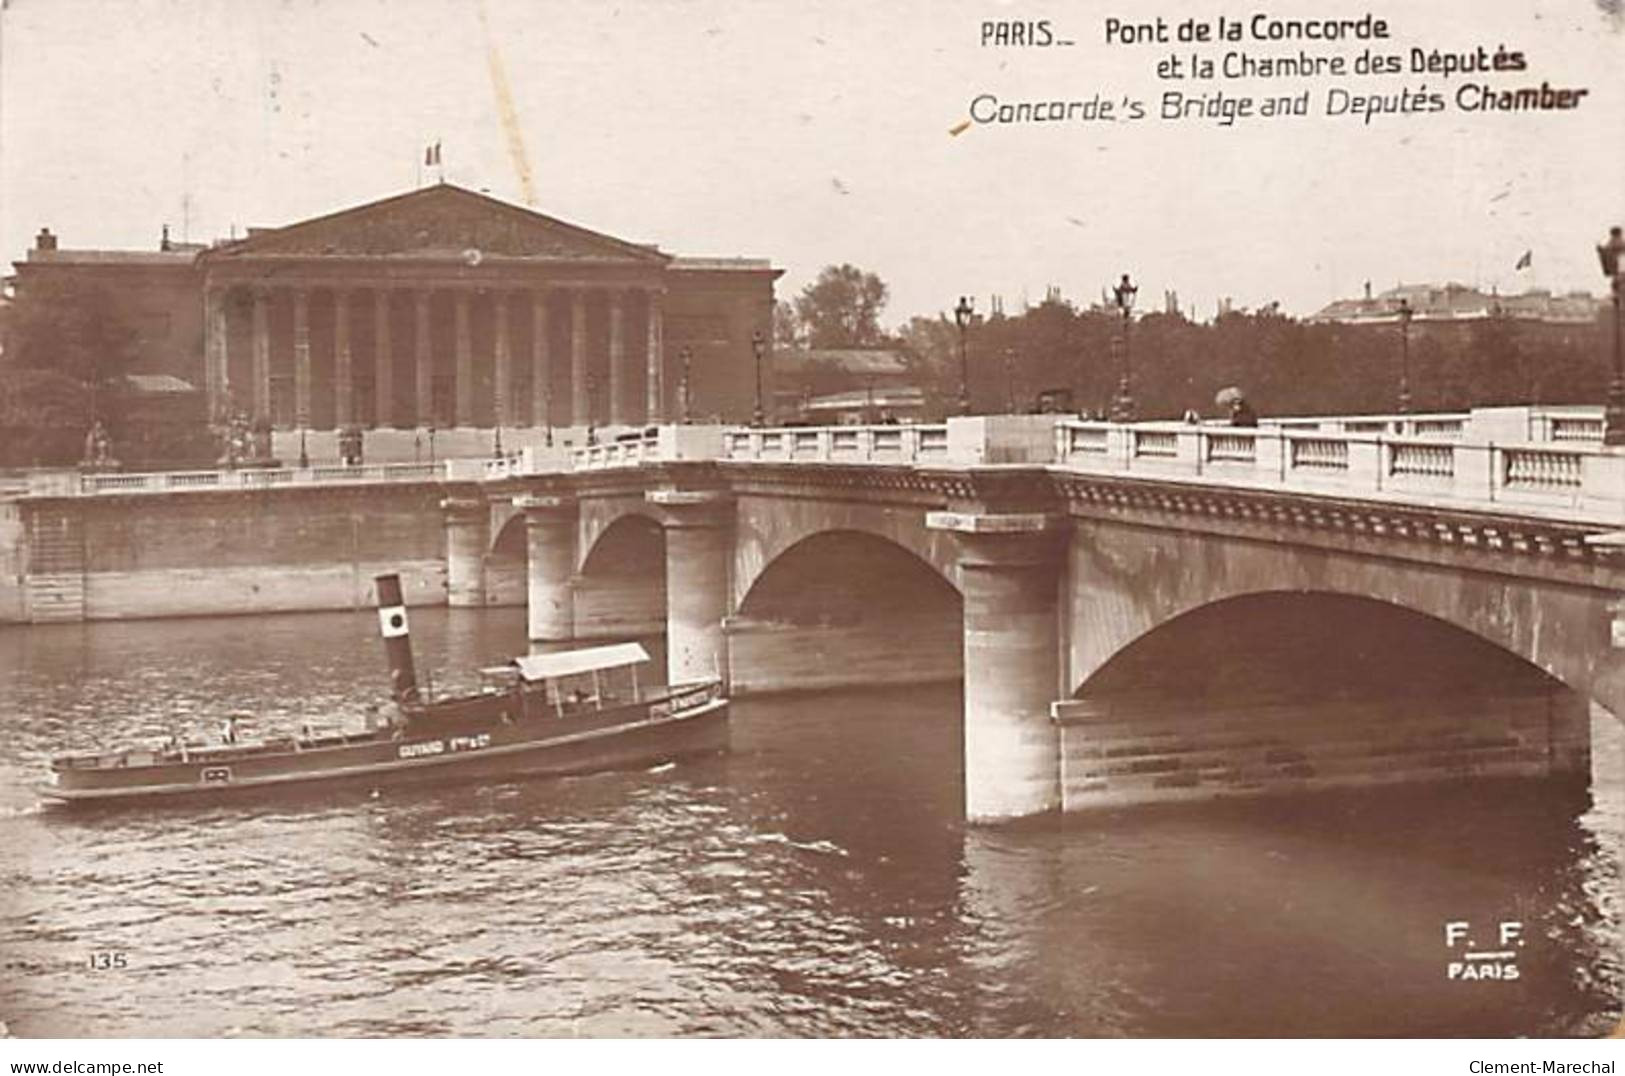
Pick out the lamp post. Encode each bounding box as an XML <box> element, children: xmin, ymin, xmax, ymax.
<box><xmin>751</xmin><ymin>329</ymin><xmax>767</xmax><ymax>427</ymax></box>
<box><xmin>679</xmin><ymin>346</ymin><xmax>693</xmax><ymax>424</ymax></box>
<box><xmin>1111</xmin><ymin>273</ymin><xmax>1138</xmax><ymax>422</ymax></box>
<box><xmin>1598</xmin><ymin>226</ymin><xmax>1625</xmax><ymax>445</ymax></box>
<box><xmin>953</xmin><ymin>295</ymin><xmax>974</xmax><ymax>415</ymax></box>
<box><xmin>1396</xmin><ymin>297</ymin><xmax>1414</xmax><ymax>414</ymax></box>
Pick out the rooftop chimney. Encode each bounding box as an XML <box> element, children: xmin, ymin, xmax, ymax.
<box><xmin>34</xmin><ymin>227</ymin><xmax>56</xmax><ymax>252</ymax></box>
<box><xmin>160</xmin><ymin>224</ymin><xmax>171</xmax><ymax>252</ymax></box>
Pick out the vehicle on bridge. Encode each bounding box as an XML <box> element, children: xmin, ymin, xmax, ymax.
<box><xmin>40</xmin><ymin>574</ymin><xmax>728</xmax><ymax>807</ymax></box>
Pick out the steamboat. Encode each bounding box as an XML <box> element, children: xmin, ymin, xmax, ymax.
<box><xmin>41</xmin><ymin>573</ymin><xmax>728</xmax><ymax>806</ymax></box>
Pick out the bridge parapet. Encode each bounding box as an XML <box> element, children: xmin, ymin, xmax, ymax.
<box><xmin>1055</xmin><ymin>419</ymin><xmax>1625</xmax><ymax>523</ymax></box>
<box><xmin>1260</xmin><ymin>405</ymin><xmax>1605</xmax><ymax>444</ymax></box>
<box><xmin>22</xmin><ymin>460</ymin><xmax>449</xmax><ymax>498</ymax></box>
<box><xmin>722</xmin><ymin>423</ymin><xmax>950</xmax><ymax>464</ymax></box>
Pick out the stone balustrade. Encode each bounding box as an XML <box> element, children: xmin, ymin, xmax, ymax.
<box><xmin>723</xmin><ymin>423</ymin><xmax>950</xmax><ymax>464</ymax></box>
<box><xmin>24</xmin><ymin>461</ymin><xmax>447</xmax><ymax>498</ymax></box>
<box><xmin>1262</xmin><ymin>405</ymin><xmax>1607</xmax><ymax>444</ymax></box>
<box><xmin>1054</xmin><ymin>419</ymin><xmax>1624</xmax><ymax>522</ymax></box>
<box><xmin>19</xmin><ymin>406</ymin><xmax>1625</xmax><ymax>525</ymax></box>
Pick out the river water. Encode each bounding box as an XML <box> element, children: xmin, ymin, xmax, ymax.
<box><xmin>0</xmin><ymin>608</ymin><xmax>1619</xmax><ymax>1037</ymax></box>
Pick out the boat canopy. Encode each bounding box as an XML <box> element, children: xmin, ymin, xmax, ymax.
<box><xmin>507</xmin><ymin>642</ymin><xmax>651</xmax><ymax>682</ymax></box>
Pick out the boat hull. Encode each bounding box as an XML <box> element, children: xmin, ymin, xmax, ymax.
<box><xmin>43</xmin><ymin>698</ymin><xmax>728</xmax><ymax>808</ymax></box>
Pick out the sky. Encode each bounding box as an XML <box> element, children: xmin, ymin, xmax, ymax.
<box><xmin>1</xmin><ymin>0</ymin><xmax>1621</xmax><ymax>325</ymax></box>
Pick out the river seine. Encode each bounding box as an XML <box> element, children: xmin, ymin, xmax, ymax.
<box><xmin>0</xmin><ymin>609</ymin><xmax>1619</xmax><ymax>1037</ymax></box>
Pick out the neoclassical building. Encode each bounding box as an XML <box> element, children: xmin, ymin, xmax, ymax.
<box><xmin>15</xmin><ymin>184</ymin><xmax>782</xmax><ymax>440</ymax></box>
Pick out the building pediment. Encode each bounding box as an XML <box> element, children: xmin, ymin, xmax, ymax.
<box><xmin>204</xmin><ymin>184</ymin><xmax>670</xmax><ymax>265</ymax></box>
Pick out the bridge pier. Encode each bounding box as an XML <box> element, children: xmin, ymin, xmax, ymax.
<box><xmin>649</xmin><ymin>488</ymin><xmax>732</xmax><ymax>687</ymax></box>
<box><xmin>517</xmin><ymin>494</ymin><xmax>576</xmax><ymax>641</ymax></box>
<box><xmin>930</xmin><ymin>507</ymin><xmax>1064</xmax><ymax>823</ymax></box>
<box><xmin>442</xmin><ymin>496</ymin><xmax>489</xmax><ymax>607</ymax></box>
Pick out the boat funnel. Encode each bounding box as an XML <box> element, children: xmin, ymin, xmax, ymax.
<box><xmin>375</xmin><ymin>573</ymin><xmax>420</xmax><ymax>705</ymax></box>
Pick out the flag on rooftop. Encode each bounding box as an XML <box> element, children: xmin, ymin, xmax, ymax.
<box><xmin>1515</xmin><ymin>249</ymin><xmax>1533</xmax><ymax>271</ymax></box>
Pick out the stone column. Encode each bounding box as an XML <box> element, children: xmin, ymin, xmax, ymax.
<box><xmin>204</xmin><ymin>286</ymin><xmax>228</xmax><ymax>421</ymax></box>
<box><xmin>414</xmin><ymin>289</ymin><xmax>433</xmax><ymax>426</ymax></box>
<box><xmin>608</xmin><ymin>289</ymin><xmax>627</xmax><ymax>427</ymax></box>
<box><xmin>531</xmin><ymin>289</ymin><xmax>551</xmax><ymax>428</ymax></box>
<box><xmin>570</xmin><ymin>289</ymin><xmax>588</xmax><ymax>427</ymax></box>
<box><xmin>645</xmin><ymin>288</ymin><xmax>664</xmax><ymax>424</ymax></box>
<box><xmin>333</xmin><ymin>288</ymin><xmax>352</xmax><ymax>428</ymax></box>
<box><xmin>493</xmin><ymin>290</ymin><xmax>511</xmax><ymax>429</ymax></box>
<box><xmin>927</xmin><ymin>510</ymin><xmax>1063</xmax><ymax>822</ymax></box>
<box><xmin>648</xmin><ymin>488</ymin><xmax>732</xmax><ymax>687</ymax></box>
<box><xmin>292</xmin><ymin>288</ymin><xmax>311</xmax><ymax>430</ymax></box>
<box><xmin>374</xmin><ymin>288</ymin><xmax>393</xmax><ymax>427</ymax></box>
<box><xmin>454</xmin><ymin>289</ymin><xmax>473</xmax><ymax>426</ymax></box>
<box><xmin>251</xmin><ymin>288</ymin><xmax>271</xmax><ymax>423</ymax></box>
<box><xmin>442</xmin><ymin>496</ymin><xmax>489</xmax><ymax>607</ymax></box>
<box><xmin>516</xmin><ymin>494</ymin><xmax>576</xmax><ymax>641</ymax></box>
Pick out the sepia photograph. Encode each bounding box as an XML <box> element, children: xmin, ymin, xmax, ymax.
<box><xmin>0</xmin><ymin>0</ymin><xmax>1622</xmax><ymax>1048</ymax></box>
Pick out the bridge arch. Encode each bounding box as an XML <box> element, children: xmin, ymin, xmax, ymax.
<box><xmin>728</xmin><ymin>528</ymin><xmax>963</xmax><ymax>694</ymax></box>
<box><xmin>484</xmin><ymin>507</ymin><xmax>528</xmax><ymax>606</ymax></box>
<box><xmin>731</xmin><ymin>494</ymin><xmax>958</xmax><ymax>609</ymax></box>
<box><xmin>1066</xmin><ymin>522</ymin><xmax>1616</xmax><ymax>717</ymax></box>
<box><xmin>1055</xmin><ymin>523</ymin><xmax>1601</xmax><ymax>808</ymax></box>
<box><xmin>574</xmin><ymin>511</ymin><xmax>667</xmax><ymax>640</ymax></box>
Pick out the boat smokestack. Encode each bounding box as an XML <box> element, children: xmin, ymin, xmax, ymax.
<box><xmin>375</xmin><ymin>573</ymin><xmax>420</xmax><ymax>705</ymax></box>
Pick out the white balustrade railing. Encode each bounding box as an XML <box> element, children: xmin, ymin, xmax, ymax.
<box><xmin>1206</xmin><ymin>433</ymin><xmax>1258</xmax><ymax>464</ymax></box>
<box><xmin>721</xmin><ymin>424</ymin><xmax>949</xmax><ymax>465</ymax></box>
<box><xmin>1549</xmin><ymin>416</ymin><xmax>1605</xmax><ymax>442</ymax></box>
<box><xmin>30</xmin><ymin>461</ymin><xmax>447</xmax><ymax>497</ymax></box>
<box><xmin>1388</xmin><ymin>441</ymin><xmax>1454</xmax><ymax>480</ymax></box>
<box><xmin>1053</xmin><ymin>418</ymin><xmax>1625</xmax><ymax>522</ymax></box>
<box><xmin>1503</xmin><ymin>446</ymin><xmax>1584</xmax><ymax>490</ymax></box>
<box><xmin>20</xmin><ymin>413</ymin><xmax>1625</xmax><ymax>526</ymax></box>
<box><xmin>1288</xmin><ymin>436</ymin><xmax>1348</xmax><ymax>472</ymax></box>
<box><xmin>1133</xmin><ymin>430</ymin><xmax>1179</xmax><ymax>458</ymax></box>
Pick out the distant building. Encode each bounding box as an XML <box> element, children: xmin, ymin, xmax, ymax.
<box><xmin>800</xmin><ymin>384</ymin><xmax>927</xmax><ymax>425</ymax></box>
<box><xmin>1309</xmin><ymin>282</ymin><xmax>1602</xmax><ymax>326</ymax></box>
<box><xmin>11</xmin><ymin>184</ymin><xmax>781</xmax><ymax>435</ymax></box>
<box><xmin>773</xmin><ymin>347</ymin><xmax>918</xmax><ymax>420</ymax></box>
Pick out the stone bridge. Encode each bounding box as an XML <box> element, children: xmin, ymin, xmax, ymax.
<box><xmin>455</xmin><ymin>410</ymin><xmax>1625</xmax><ymax>821</ymax></box>
<box><xmin>7</xmin><ymin>407</ymin><xmax>1625</xmax><ymax>822</ymax></box>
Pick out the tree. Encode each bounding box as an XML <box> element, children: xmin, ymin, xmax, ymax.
<box><xmin>0</xmin><ymin>278</ymin><xmax>140</xmax><ymax>465</ymax></box>
<box><xmin>792</xmin><ymin>264</ymin><xmax>890</xmax><ymax>349</ymax></box>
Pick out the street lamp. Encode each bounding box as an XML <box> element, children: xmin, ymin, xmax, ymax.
<box><xmin>751</xmin><ymin>329</ymin><xmax>767</xmax><ymax>427</ymax></box>
<box><xmin>1396</xmin><ymin>297</ymin><xmax>1415</xmax><ymax>414</ymax></box>
<box><xmin>1598</xmin><ymin>225</ymin><xmax>1625</xmax><ymax>445</ymax></box>
<box><xmin>953</xmin><ymin>295</ymin><xmax>974</xmax><ymax>415</ymax></box>
<box><xmin>679</xmin><ymin>346</ymin><xmax>693</xmax><ymax>424</ymax></box>
<box><xmin>1111</xmin><ymin>273</ymin><xmax>1138</xmax><ymax>422</ymax></box>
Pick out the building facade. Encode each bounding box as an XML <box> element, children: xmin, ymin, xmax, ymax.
<box><xmin>1309</xmin><ymin>281</ymin><xmax>1602</xmax><ymax>326</ymax></box>
<box><xmin>14</xmin><ymin>184</ymin><xmax>781</xmax><ymax>446</ymax></box>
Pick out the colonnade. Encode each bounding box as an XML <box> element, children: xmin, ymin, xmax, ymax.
<box><xmin>203</xmin><ymin>281</ymin><xmax>665</xmax><ymax>430</ymax></box>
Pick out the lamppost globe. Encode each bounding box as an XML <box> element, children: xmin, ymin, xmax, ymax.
<box><xmin>1599</xmin><ymin>226</ymin><xmax>1625</xmax><ymax>446</ymax></box>
<box><xmin>953</xmin><ymin>295</ymin><xmax>974</xmax><ymax>416</ymax></box>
